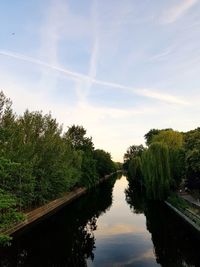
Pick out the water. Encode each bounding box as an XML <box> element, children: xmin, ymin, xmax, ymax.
<box><xmin>0</xmin><ymin>174</ymin><xmax>200</xmax><ymax>267</ymax></box>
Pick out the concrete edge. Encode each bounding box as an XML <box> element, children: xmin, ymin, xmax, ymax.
<box><xmin>165</xmin><ymin>201</ymin><xmax>200</xmax><ymax>233</ymax></box>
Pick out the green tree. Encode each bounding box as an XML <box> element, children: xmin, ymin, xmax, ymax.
<box><xmin>142</xmin><ymin>142</ymin><xmax>171</xmax><ymax>200</ymax></box>
<box><xmin>94</xmin><ymin>149</ymin><xmax>115</xmax><ymax>178</ymax></box>
<box><xmin>144</xmin><ymin>129</ymin><xmax>160</xmax><ymax>146</ymax></box>
<box><xmin>144</xmin><ymin>128</ymin><xmax>172</xmax><ymax>146</ymax></box>
<box><xmin>123</xmin><ymin>145</ymin><xmax>145</xmax><ymax>170</ymax></box>
<box><xmin>128</xmin><ymin>156</ymin><xmax>143</xmax><ymax>184</ymax></box>
<box><xmin>0</xmin><ymin>189</ymin><xmax>24</xmax><ymax>246</ymax></box>
<box><xmin>184</xmin><ymin>128</ymin><xmax>200</xmax><ymax>189</ymax></box>
<box><xmin>151</xmin><ymin>130</ymin><xmax>184</xmax><ymax>188</ymax></box>
<box><xmin>65</xmin><ymin>125</ymin><xmax>98</xmax><ymax>187</ymax></box>
<box><xmin>65</xmin><ymin>125</ymin><xmax>94</xmax><ymax>151</ymax></box>
<box><xmin>151</xmin><ymin>130</ymin><xmax>183</xmax><ymax>148</ymax></box>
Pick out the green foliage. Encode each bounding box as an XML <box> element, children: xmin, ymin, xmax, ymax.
<box><xmin>114</xmin><ymin>162</ymin><xmax>122</xmax><ymax>170</ymax></box>
<box><xmin>65</xmin><ymin>125</ymin><xmax>99</xmax><ymax>188</ymax></box>
<box><xmin>184</xmin><ymin>128</ymin><xmax>200</xmax><ymax>151</ymax></box>
<box><xmin>124</xmin><ymin>145</ymin><xmax>145</xmax><ymax>162</ymax></box>
<box><xmin>144</xmin><ymin>129</ymin><xmax>161</xmax><ymax>146</ymax></box>
<box><xmin>0</xmin><ymin>189</ymin><xmax>24</xmax><ymax>246</ymax></box>
<box><xmin>128</xmin><ymin>156</ymin><xmax>143</xmax><ymax>184</ymax></box>
<box><xmin>65</xmin><ymin>125</ymin><xmax>94</xmax><ymax>151</ymax></box>
<box><xmin>184</xmin><ymin>128</ymin><xmax>200</xmax><ymax>189</ymax></box>
<box><xmin>144</xmin><ymin>128</ymin><xmax>173</xmax><ymax>146</ymax></box>
<box><xmin>185</xmin><ymin>149</ymin><xmax>200</xmax><ymax>188</ymax></box>
<box><xmin>142</xmin><ymin>142</ymin><xmax>171</xmax><ymax>200</ymax></box>
<box><xmin>79</xmin><ymin>151</ymin><xmax>98</xmax><ymax>188</ymax></box>
<box><xmin>145</xmin><ymin>129</ymin><xmax>185</xmax><ymax>189</ymax></box>
<box><xmin>0</xmin><ymin>91</ymin><xmax>116</xmax><ymax>238</ymax></box>
<box><xmin>151</xmin><ymin>130</ymin><xmax>183</xmax><ymax>149</ymax></box>
<box><xmin>0</xmin><ymin>189</ymin><xmax>25</xmax><ymax>229</ymax></box>
<box><xmin>169</xmin><ymin>147</ymin><xmax>185</xmax><ymax>188</ymax></box>
<box><xmin>123</xmin><ymin>145</ymin><xmax>145</xmax><ymax>171</ymax></box>
<box><xmin>167</xmin><ymin>194</ymin><xmax>189</xmax><ymax>210</ymax></box>
<box><xmin>0</xmin><ymin>234</ymin><xmax>12</xmax><ymax>247</ymax></box>
<box><xmin>125</xmin><ymin>127</ymin><xmax>200</xmax><ymax>201</ymax></box>
<box><xmin>94</xmin><ymin>149</ymin><xmax>116</xmax><ymax>178</ymax></box>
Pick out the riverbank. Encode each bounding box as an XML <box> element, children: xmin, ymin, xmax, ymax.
<box><xmin>0</xmin><ymin>172</ymin><xmax>120</xmax><ymax>237</ymax></box>
<box><xmin>165</xmin><ymin>194</ymin><xmax>200</xmax><ymax>233</ymax></box>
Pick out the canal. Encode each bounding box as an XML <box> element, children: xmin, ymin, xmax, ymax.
<box><xmin>0</xmin><ymin>174</ymin><xmax>200</xmax><ymax>266</ymax></box>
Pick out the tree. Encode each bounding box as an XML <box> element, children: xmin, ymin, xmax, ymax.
<box><xmin>184</xmin><ymin>128</ymin><xmax>200</xmax><ymax>189</ymax></box>
<box><xmin>185</xmin><ymin>149</ymin><xmax>200</xmax><ymax>189</ymax></box>
<box><xmin>151</xmin><ymin>130</ymin><xmax>184</xmax><ymax>188</ymax></box>
<box><xmin>144</xmin><ymin>129</ymin><xmax>160</xmax><ymax>146</ymax></box>
<box><xmin>65</xmin><ymin>125</ymin><xmax>98</xmax><ymax>187</ymax></box>
<box><xmin>128</xmin><ymin>156</ymin><xmax>143</xmax><ymax>184</ymax></box>
<box><xmin>144</xmin><ymin>128</ymin><xmax>172</xmax><ymax>146</ymax></box>
<box><xmin>124</xmin><ymin>145</ymin><xmax>145</xmax><ymax>162</ymax></box>
<box><xmin>65</xmin><ymin>125</ymin><xmax>94</xmax><ymax>151</ymax></box>
<box><xmin>0</xmin><ymin>189</ymin><xmax>24</xmax><ymax>246</ymax></box>
<box><xmin>0</xmin><ymin>91</ymin><xmax>117</xmax><ymax>245</ymax></box>
<box><xmin>151</xmin><ymin>130</ymin><xmax>183</xmax><ymax>148</ymax></box>
<box><xmin>94</xmin><ymin>149</ymin><xmax>115</xmax><ymax>178</ymax></box>
<box><xmin>142</xmin><ymin>142</ymin><xmax>171</xmax><ymax>200</ymax></box>
<box><xmin>184</xmin><ymin>128</ymin><xmax>200</xmax><ymax>151</ymax></box>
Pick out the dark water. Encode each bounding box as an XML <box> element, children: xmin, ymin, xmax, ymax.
<box><xmin>0</xmin><ymin>174</ymin><xmax>200</xmax><ymax>267</ymax></box>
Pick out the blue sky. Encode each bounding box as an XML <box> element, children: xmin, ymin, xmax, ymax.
<box><xmin>0</xmin><ymin>0</ymin><xmax>200</xmax><ymax>161</ymax></box>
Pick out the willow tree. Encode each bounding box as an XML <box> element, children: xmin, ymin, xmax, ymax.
<box><xmin>151</xmin><ymin>130</ymin><xmax>184</xmax><ymax>189</ymax></box>
<box><xmin>151</xmin><ymin>130</ymin><xmax>183</xmax><ymax>148</ymax></box>
<box><xmin>128</xmin><ymin>156</ymin><xmax>143</xmax><ymax>184</ymax></box>
<box><xmin>142</xmin><ymin>142</ymin><xmax>171</xmax><ymax>200</ymax></box>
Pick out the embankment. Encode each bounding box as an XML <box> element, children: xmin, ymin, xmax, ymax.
<box><xmin>165</xmin><ymin>201</ymin><xmax>200</xmax><ymax>233</ymax></box>
<box><xmin>1</xmin><ymin>172</ymin><xmax>120</xmax><ymax>237</ymax></box>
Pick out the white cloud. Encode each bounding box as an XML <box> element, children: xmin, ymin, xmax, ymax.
<box><xmin>162</xmin><ymin>0</ymin><xmax>198</xmax><ymax>24</ymax></box>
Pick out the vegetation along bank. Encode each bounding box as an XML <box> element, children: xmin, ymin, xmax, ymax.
<box><xmin>0</xmin><ymin>91</ymin><xmax>121</xmax><ymax>246</ymax></box>
<box><xmin>124</xmin><ymin>127</ymin><xmax>200</xmax><ymax>230</ymax></box>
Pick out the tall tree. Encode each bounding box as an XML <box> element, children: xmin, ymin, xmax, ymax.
<box><xmin>142</xmin><ymin>142</ymin><xmax>171</xmax><ymax>200</ymax></box>
<box><xmin>65</xmin><ymin>125</ymin><xmax>98</xmax><ymax>187</ymax></box>
<box><xmin>94</xmin><ymin>149</ymin><xmax>115</xmax><ymax>178</ymax></box>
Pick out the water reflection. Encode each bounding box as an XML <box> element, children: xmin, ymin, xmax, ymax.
<box><xmin>125</xmin><ymin>178</ymin><xmax>200</xmax><ymax>267</ymax></box>
<box><xmin>87</xmin><ymin>176</ymin><xmax>159</xmax><ymax>267</ymax></box>
<box><xmin>0</xmin><ymin>174</ymin><xmax>118</xmax><ymax>267</ymax></box>
<box><xmin>1</xmin><ymin>174</ymin><xmax>200</xmax><ymax>267</ymax></box>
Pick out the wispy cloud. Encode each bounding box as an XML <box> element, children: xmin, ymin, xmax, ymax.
<box><xmin>75</xmin><ymin>0</ymin><xmax>99</xmax><ymax>103</ymax></box>
<box><xmin>0</xmin><ymin>49</ymin><xmax>189</xmax><ymax>106</ymax></box>
<box><xmin>37</xmin><ymin>0</ymin><xmax>69</xmax><ymax>92</ymax></box>
<box><xmin>39</xmin><ymin>0</ymin><xmax>68</xmax><ymax>64</ymax></box>
<box><xmin>148</xmin><ymin>46</ymin><xmax>174</xmax><ymax>62</ymax></box>
<box><xmin>136</xmin><ymin>88</ymin><xmax>189</xmax><ymax>105</ymax></box>
<box><xmin>162</xmin><ymin>0</ymin><xmax>198</xmax><ymax>24</ymax></box>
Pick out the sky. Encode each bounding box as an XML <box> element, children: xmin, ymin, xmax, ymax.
<box><xmin>0</xmin><ymin>0</ymin><xmax>200</xmax><ymax>162</ymax></box>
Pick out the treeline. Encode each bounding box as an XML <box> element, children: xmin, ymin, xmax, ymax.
<box><xmin>0</xmin><ymin>91</ymin><xmax>118</xmax><ymax>244</ymax></box>
<box><xmin>124</xmin><ymin>128</ymin><xmax>200</xmax><ymax>200</ymax></box>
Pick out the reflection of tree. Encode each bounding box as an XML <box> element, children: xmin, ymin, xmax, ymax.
<box><xmin>0</xmin><ymin>175</ymin><xmax>117</xmax><ymax>267</ymax></box>
<box><xmin>125</xmin><ymin>178</ymin><xmax>146</xmax><ymax>214</ymax></box>
<box><xmin>145</xmin><ymin>202</ymin><xmax>200</xmax><ymax>267</ymax></box>
<box><xmin>126</xmin><ymin>178</ymin><xmax>200</xmax><ymax>267</ymax></box>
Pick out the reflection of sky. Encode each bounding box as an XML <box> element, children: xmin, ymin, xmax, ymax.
<box><xmin>87</xmin><ymin>176</ymin><xmax>160</xmax><ymax>267</ymax></box>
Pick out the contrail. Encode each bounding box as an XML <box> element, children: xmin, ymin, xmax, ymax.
<box><xmin>0</xmin><ymin>50</ymin><xmax>87</xmax><ymax>82</ymax></box>
<box><xmin>0</xmin><ymin>49</ymin><xmax>189</xmax><ymax>105</ymax></box>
